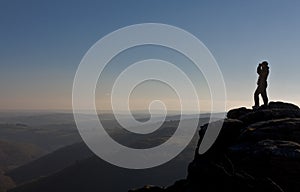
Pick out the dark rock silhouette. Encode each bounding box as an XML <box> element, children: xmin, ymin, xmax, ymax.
<box><xmin>131</xmin><ymin>101</ymin><xmax>300</xmax><ymax>192</ymax></box>
<box><xmin>129</xmin><ymin>185</ymin><xmax>164</xmax><ymax>192</ymax></box>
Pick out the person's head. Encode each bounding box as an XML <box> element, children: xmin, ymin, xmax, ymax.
<box><xmin>261</xmin><ymin>61</ymin><xmax>268</xmax><ymax>67</ymax></box>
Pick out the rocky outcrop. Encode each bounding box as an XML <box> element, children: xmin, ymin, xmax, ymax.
<box><xmin>130</xmin><ymin>102</ymin><xmax>300</xmax><ymax>192</ymax></box>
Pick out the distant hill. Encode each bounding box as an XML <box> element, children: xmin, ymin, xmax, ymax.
<box><xmin>6</xmin><ymin>142</ymin><xmax>93</xmax><ymax>185</ymax></box>
<box><xmin>0</xmin><ymin>173</ymin><xmax>15</xmax><ymax>192</ymax></box>
<box><xmin>7</xmin><ymin>148</ymin><xmax>193</xmax><ymax>192</ymax></box>
<box><xmin>0</xmin><ymin>140</ymin><xmax>44</xmax><ymax>192</ymax></box>
<box><xmin>0</xmin><ymin>123</ymin><xmax>82</xmax><ymax>152</ymax></box>
<box><xmin>0</xmin><ymin>113</ymin><xmax>79</xmax><ymax>127</ymax></box>
<box><xmin>0</xmin><ymin>140</ymin><xmax>44</xmax><ymax>171</ymax></box>
<box><xmin>0</xmin><ymin>112</ymin><xmax>210</xmax><ymax>152</ymax></box>
<box><xmin>0</xmin><ymin>112</ymin><xmax>219</xmax><ymax>192</ymax></box>
<box><xmin>6</xmin><ymin>118</ymin><xmax>211</xmax><ymax>192</ymax></box>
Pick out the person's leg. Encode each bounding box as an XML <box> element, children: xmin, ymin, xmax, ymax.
<box><xmin>254</xmin><ymin>86</ymin><xmax>260</xmax><ymax>107</ymax></box>
<box><xmin>261</xmin><ymin>86</ymin><xmax>268</xmax><ymax>106</ymax></box>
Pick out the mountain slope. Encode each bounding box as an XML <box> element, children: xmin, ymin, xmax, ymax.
<box><xmin>6</xmin><ymin>142</ymin><xmax>93</xmax><ymax>185</ymax></box>
<box><xmin>0</xmin><ymin>140</ymin><xmax>44</xmax><ymax>192</ymax></box>
<box><xmin>7</xmin><ymin>118</ymin><xmax>212</xmax><ymax>192</ymax></box>
<box><xmin>0</xmin><ymin>140</ymin><xmax>44</xmax><ymax>171</ymax></box>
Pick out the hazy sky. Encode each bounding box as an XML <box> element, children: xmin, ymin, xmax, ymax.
<box><xmin>1</xmin><ymin>0</ymin><xmax>300</xmax><ymax>112</ymax></box>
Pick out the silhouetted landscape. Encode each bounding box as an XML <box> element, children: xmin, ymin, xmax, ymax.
<box><xmin>0</xmin><ymin>112</ymin><xmax>211</xmax><ymax>192</ymax></box>
<box><xmin>0</xmin><ymin>102</ymin><xmax>299</xmax><ymax>192</ymax></box>
<box><xmin>2</xmin><ymin>1</ymin><xmax>300</xmax><ymax>192</ymax></box>
<box><xmin>130</xmin><ymin>101</ymin><xmax>300</xmax><ymax>192</ymax></box>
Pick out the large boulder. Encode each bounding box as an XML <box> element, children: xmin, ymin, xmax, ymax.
<box><xmin>227</xmin><ymin>102</ymin><xmax>300</xmax><ymax>125</ymax></box>
<box><xmin>197</xmin><ymin>119</ymin><xmax>244</xmax><ymax>157</ymax></box>
<box><xmin>229</xmin><ymin>139</ymin><xmax>300</xmax><ymax>192</ymax></box>
<box><xmin>268</xmin><ymin>101</ymin><xmax>299</xmax><ymax>110</ymax></box>
<box><xmin>129</xmin><ymin>102</ymin><xmax>300</xmax><ymax>192</ymax></box>
<box><xmin>240</xmin><ymin>118</ymin><xmax>300</xmax><ymax>143</ymax></box>
<box><xmin>227</xmin><ymin>107</ymin><xmax>252</xmax><ymax>119</ymax></box>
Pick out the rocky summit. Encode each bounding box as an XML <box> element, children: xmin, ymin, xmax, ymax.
<box><xmin>130</xmin><ymin>101</ymin><xmax>300</xmax><ymax>192</ymax></box>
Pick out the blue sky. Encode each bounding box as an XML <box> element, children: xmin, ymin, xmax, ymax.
<box><xmin>1</xmin><ymin>0</ymin><xmax>300</xmax><ymax>111</ymax></box>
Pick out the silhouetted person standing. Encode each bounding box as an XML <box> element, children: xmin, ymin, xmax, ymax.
<box><xmin>253</xmin><ymin>61</ymin><xmax>269</xmax><ymax>109</ymax></box>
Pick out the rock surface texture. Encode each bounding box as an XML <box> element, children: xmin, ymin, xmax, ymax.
<box><xmin>130</xmin><ymin>102</ymin><xmax>300</xmax><ymax>192</ymax></box>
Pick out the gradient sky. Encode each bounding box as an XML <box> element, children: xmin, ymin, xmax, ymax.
<box><xmin>1</xmin><ymin>0</ymin><xmax>300</xmax><ymax>112</ymax></box>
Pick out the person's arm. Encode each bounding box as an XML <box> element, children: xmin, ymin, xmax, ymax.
<box><xmin>257</xmin><ymin>64</ymin><xmax>262</xmax><ymax>75</ymax></box>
